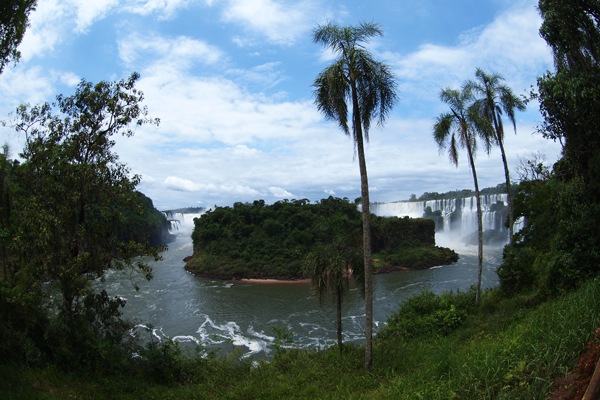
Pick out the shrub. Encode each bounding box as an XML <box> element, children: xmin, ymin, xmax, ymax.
<box><xmin>377</xmin><ymin>288</ymin><xmax>474</xmax><ymax>340</ymax></box>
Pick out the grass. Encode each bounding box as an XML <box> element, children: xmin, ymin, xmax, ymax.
<box><xmin>3</xmin><ymin>277</ymin><xmax>600</xmax><ymax>399</ymax></box>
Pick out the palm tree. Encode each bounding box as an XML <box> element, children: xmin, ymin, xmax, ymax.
<box><xmin>466</xmin><ymin>68</ymin><xmax>526</xmax><ymax>254</ymax></box>
<box><xmin>302</xmin><ymin>214</ymin><xmax>364</xmax><ymax>351</ymax></box>
<box><xmin>433</xmin><ymin>87</ymin><xmax>493</xmax><ymax>306</ymax></box>
<box><xmin>312</xmin><ymin>21</ymin><xmax>397</xmax><ymax>369</ymax></box>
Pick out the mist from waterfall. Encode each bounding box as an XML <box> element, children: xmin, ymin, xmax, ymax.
<box><xmin>370</xmin><ymin>194</ymin><xmax>522</xmax><ymax>252</ymax></box>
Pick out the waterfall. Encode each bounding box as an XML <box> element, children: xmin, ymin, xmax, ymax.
<box><xmin>370</xmin><ymin>194</ymin><xmax>523</xmax><ymax>245</ymax></box>
<box><xmin>164</xmin><ymin>212</ymin><xmax>207</xmax><ymax>235</ymax></box>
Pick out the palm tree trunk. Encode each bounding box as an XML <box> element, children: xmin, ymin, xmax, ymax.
<box><xmin>466</xmin><ymin>144</ymin><xmax>483</xmax><ymax>306</ymax></box>
<box><xmin>498</xmin><ymin>139</ymin><xmax>514</xmax><ymax>254</ymax></box>
<box><xmin>336</xmin><ymin>292</ymin><xmax>343</xmax><ymax>351</ymax></box>
<box><xmin>352</xmin><ymin>82</ymin><xmax>373</xmax><ymax>369</ymax></box>
<box><xmin>491</xmin><ymin>114</ymin><xmax>514</xmax><ymax>255</ymax></box>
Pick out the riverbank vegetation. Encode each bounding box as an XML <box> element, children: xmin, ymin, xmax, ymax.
<box><xmin>185</xmin><ymin>196</ymin><xmax>457</xmax><ymax>280</ymax></box>
<box><xmin>2</xmin><ymin>277</ymin><xmax>600</xmax><ymax>399</ymax></box>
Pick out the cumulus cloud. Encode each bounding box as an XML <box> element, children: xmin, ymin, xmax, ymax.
<box><xmin>123</xmin><ymin>0</ymin><xmax>193</xmax><ymax>19</ymax></box>
<box><xmin>18</xmin><ymin>0</ymin><xmax>68</xmax><ymax>61</ymax></box>
<box><xmin>0</xmin><ymin>66</ymin><xmax>56</xmax><ymax>106</ymax></box>
<box><xmin>118</xmin><ymin>33</ymin><xmax>224</xmax><ymax>70</ymax></box>
<box><xmin>268</xmin><ymin>186</ymin><xmax>296</xmax><ymax>198</ymax></box>
<box><xmin>165</xmin><ymin>176</ymin><xmax>201</xmax><ymax>191</ymax></box>
<box><xmin>131</xmin><ymin>65</ymin><xmax>321</xmax><ymax>147</ymax></box>
<box><xmin>219</xmin><ymin>0</ymin><xmax>325</xmax><ymax>45</ymax></box>
<box><xmin>59</xmin><ymin>72</ymin><xmax>81</xmax><ymax>86</ymax></box>
<box><xmin>71</xmin><ymin>0</ymin><xmax>119</xmax><ymax>34</ymax></box>
<box><xmin>18</xmin><ymin>0</ymin><xmax>196</xmax><ymax>61</ymax></box>
<box><xmin>384</xmin><ymin>3</ymin><xmax>552</xmax><ymax>114</ymax></box>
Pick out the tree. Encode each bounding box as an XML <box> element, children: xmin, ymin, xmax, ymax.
<box><xmin>0</xmin><ymin>0</ymin><xmax>36</xmax><ymax>74</ymax></box>
<box><xmin>515</xmin><ymin>151</ymin><xmax>551</xmax><ymax>182</ymax></box>
<box><xmin>467</xmin><ymin>68</ymin><xmax>526</xmax><ymax>254</ymax></box>
<box><xmin>536</xmin><ymin>0</ymin><xmax>600</xmax><ymax>181</ymax></box>
<box><xmin>433</xmin><ymin>86</ymin><xmax>492</xmax><ymax>306</ymax></box>
<box><xmin>3</xmin><ymin>73</ymin><xmax>163</xmax><ymax>367</ymax></box>
<box><xmin>302</xmin><ymin>214</ymin><xmax>364</xmax><ymax>351</ymax></box>
<box><xmin>312</xmin><ymin>21</ymin><xmax>398</xmax><ymax>368</ymax></box>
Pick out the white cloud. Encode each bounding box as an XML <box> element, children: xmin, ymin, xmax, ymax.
<box><xmin>132</xmin><ymin>65</ymin><xmax>321</xmax><ymax>147</ymax></box>
<box><xmin>19</xmin><ymin>0</ymin><xmax>197</xmax><ymax>62</ymax></box>
<box><xmin>123</xmin><ymin>0</ymin><xmax>192</xmax><ymax>19</ymax></box>
<box><xmin>220</xmin><ymin>0</ymin><xmax>322</xmax><ymax>45</ymax></box>
<box><xmin>0</xmin><ymin>66</ymin><xmax>55</xmax><ymax>107</ymax></box>
<box><xmin>226</xmin><ymin>62</ymin><xmax>285</xmax><ymax>88</ymax></box>
<box><xmin>18</xmin><ymin>0</ymin><xmax>68</xmax><ymax>61</ymax></box>
<box><xmin>324</xmin><ymin>189</ymin><xmax>336</xmax><ymax>195</ymax></box>
<box><xmin>118</xmin><ymin>33</ymin><xmax>224</xmax><ymax>70</ymax></box>
<box><xmin>221</xmin><ymin>185</ymin><xmax>262</xmax><ymax>196</ymax></box>
<box><xmin>386</xmin><ymin>3</ymin><xmax>552</xmax><ymax>112</ymax></box>
<box><xmin>268</xmin><ymin>186</ymin><xmax>296</xmax><ymax>198</ymax></box>
<box><xmin>165</xmin><ymin>176</ymin><xmax>201</xmax><ymax>191</ymax></box>
<box><xmin>59</xmin><ymin>72</ymin><xmax>81</xmax><ymax>86</ymax></box>
<box><xmin>71</xmin><ymin>0</ymin><xmax>119</xmax><ymax>33</ymax></box>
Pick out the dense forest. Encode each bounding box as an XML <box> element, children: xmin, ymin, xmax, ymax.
<box><xmin>2</xmin><ymin>0</ymin><xmax>600</xmax><ymax>398</ymax></box>
<box><xmin>186</xmin><ymin>196</ymin><xmax>457</xmax><ymax>279</ymax></box>
<box><xmin>116</xmin><ymin>191</ymin><xmax>175</xmax><ymax>247</ymax></box>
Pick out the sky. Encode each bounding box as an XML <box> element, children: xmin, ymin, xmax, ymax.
<box><xmin>0</xmin><ymin>0</ymin><xmax>562</xmax><ymax>210</ymax></box>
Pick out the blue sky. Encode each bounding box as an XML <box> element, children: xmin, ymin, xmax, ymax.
<box><xmin>0</xmin><ymin>0</ymin><xmax>561</xmax><ymax>210</ymax></box>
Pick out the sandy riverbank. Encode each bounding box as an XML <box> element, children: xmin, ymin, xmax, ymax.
<box><xmin>237</xmin><ymin>278</ymin><xmax>311</xmax><ymax>284</ymax></box>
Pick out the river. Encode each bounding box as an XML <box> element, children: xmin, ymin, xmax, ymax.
<box><xmin>97</xmin><ymin>214</ymin><xmax>503</xmax><ymax>360</ymax></box>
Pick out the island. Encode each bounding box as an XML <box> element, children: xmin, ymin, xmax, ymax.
<box><xmin>184</xmin><ymin>197</ymin><xmax>458</xmax><ymax>281</ymax></box>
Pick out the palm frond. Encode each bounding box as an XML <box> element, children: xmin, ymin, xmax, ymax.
<box><xmin>312</xmin><ymin>22</ymin><xmax>397</xmax><ymax>147</ymax></box>
<box><xmin>312</xmin><ymin>60</ymin><xmax>351</xmax><ymax>136</ymax></box>
<box><xmin>433</xmin><ymin>113</ymin><xmax>453</xmax><ymax>149</ymax></box>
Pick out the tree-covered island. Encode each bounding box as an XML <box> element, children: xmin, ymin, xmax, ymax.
<box><xmin>184</xmin><ymin>196</ymin><xmax>458</xmax><ymax>280</ymax></box>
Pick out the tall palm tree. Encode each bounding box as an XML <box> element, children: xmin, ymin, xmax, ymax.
<box><xmin>302</xmin><ymin>214</ymin><xmax>364</xmax><ymax>351</ymax></box>
<box><xmin>312</xmin><ymin>21</ymin><xmax>397</xmax><ymax>368</ymax></box>
<box><xmin>466</xmin><ymin>68</ymin><xmax>526</xmax><ymax>254</ymax></box>
<box><xmin>433</xmin><ymin>87</ymin><xmax>492</xmax><ymax>306</ymax></box>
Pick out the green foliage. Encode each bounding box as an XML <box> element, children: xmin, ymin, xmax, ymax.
<box><xmin>371</xmin><ymin>215</ymin><xmax>434</xmax><ymax>251</ymax></box>
<box><xmin>132</xmin><ymin>329</ymin><xmax>206</xmax><ymax>385</ymax></box>
<box><xmin>164</xmin><ymin>206</ymin><xmax>206</xmax><ymax>214</ymax></box>
<box><xmin>498</xmin><ymin>152</ymin><xmax>600</xmax><ymax>297</ymax></box>
<box><xmin>374</xmin><ymin>246</ymin><xmax>458</xmax><ymax>271</ymax></box>
<box><xmin>0</xmin><ymin>0</ymin><xmax>36</xmax><ymax>74</ymax></box>
<box><xmin>115</xmin><ymin>191</ymin><xmax>174</xmax><ymax>247</ymax></box>
<box><xmin>302</xmin><ymin>213</ymin><xmax>365</xmax><ymax>349</ymax></box>
<box><xmin>536</xmin><ymin>0</ymin><xmax>600</xmax><ymax>178</ymax></box>
<box><xmin>188</xmin><ymin>197</ymin><xmax>443</xmax><ymax>279</ymax></box>
<box><xmin>496</xmin><ymin>1</ymin><xmax>600</xmax><ymax>299</ymax></box>
<box><xmin>0</xmin><ymin>74</ymin><xmax>167</xmax><ymax>374</ymax></box>
<box><xmin>377</xmin><ymin>288</ymin><xmax>474</xmax><ymax>340</ymax></box>
<box><xmin>271</xmin><ymin>325</ymin><xmax>295</xmax><ymax>357</ymax></box>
